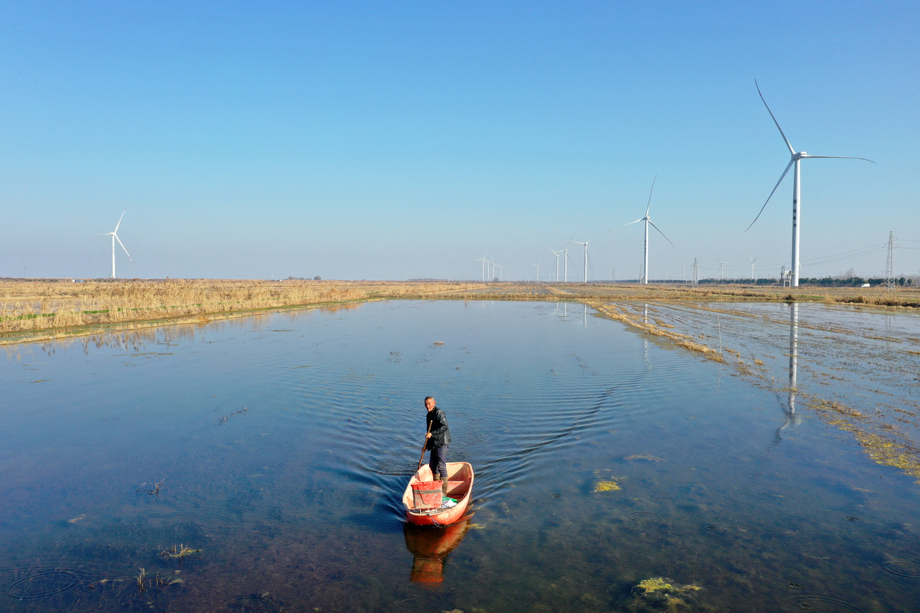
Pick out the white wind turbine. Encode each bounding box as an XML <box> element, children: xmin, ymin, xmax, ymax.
<box><xmin>571</xmin><ymin>233</ymin><xmax>596</xmax><ymax>283</ymax></box>
<box><xmin>623</xmin><ymin>177</ymin><xmax>674</xmax><ymax>284</ymax></box>
<box><xmin>98</xmin><ymin>208</ymin><xmax>132</xmax><ymax>279</ymax></box>
<box><xmin>549</xmin><ymin>248</ymin><xmax>563</xmax><ymax>282</ymax></box>
<box><xmin>748</xmin><ymin>80</ymin><xmax>874</xmax><ymax>287</ymax></box>
<box><xmin>475</xmin><ymin>258</ymin><xmax>487</xmax><ymax>281</ymax></box>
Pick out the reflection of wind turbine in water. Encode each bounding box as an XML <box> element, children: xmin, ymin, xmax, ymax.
<box><xmin>774</xmin><ymin>302</ymin><xmax>802</xmax><ymax>445</ymax></box>
<box><xmin>642</xmin><ymin>304</ymin><xmax>650</xmax><ymax>368</ymax></box>
<box><xmin>787</xmin><ymin>302</ymin><xmax>800</xmax><ymax>415</ymax></box>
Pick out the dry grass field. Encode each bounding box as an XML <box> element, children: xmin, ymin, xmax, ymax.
<box><xmin>0</xmin><ymin>279</ymin><xmax>484</xmax><ymax>344</ymax></box>
<box><xmin>3</xmin><ymin>278</ymin><xmax>920</xmax><ymax>345</ymax></box>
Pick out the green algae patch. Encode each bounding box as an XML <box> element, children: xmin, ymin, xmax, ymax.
<box><xmin>593</xmin><ymin>480</ymin><xmax>621</xmax><ymax>493</ymax></box>
<box><xmin>629</xmin><ymin>577</ymin><xmax>707</xmax><ymax>612</ymax></box>
<box><xmin>624</xmin><ymin>454</ymin><xmax>663</xmax><ymax>462</ymax></box>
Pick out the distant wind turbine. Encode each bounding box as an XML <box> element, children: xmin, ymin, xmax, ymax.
<box><xmin>748</xmin><ymin>80</ymin><xmax>874</xmax><ymax>288</ymax></box>
<box><xmin>475</xmin><ymin>257</ymin><xmax>487</xmax><ymax>282</ymax></box>
<box><xmin>571</xmin><ymin>233</ymin><xmax>597</xmax><ymax>283</ymax></box>
<box><xmin>549</xmin><ymin>248</ymin><xmax>563</xmax><ymax>282</ymax></box>
<box><xmin>750</xmin><ymin>257</ymin><xmax>757</xmax><ymax>281</ymax></box>
<box><xmin>98</xmin><ymin>208</ymin><xmax>132</xmax><ymax>279</ymax></box>
<box><xmin>623</xmin><ymin>177</ymin><xmax>675</xmax><ymax>284</ymax></box>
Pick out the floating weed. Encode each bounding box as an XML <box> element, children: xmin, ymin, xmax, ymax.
<box><xmin>629</xmin><ymin>577</ymin><xmax>705</xmax><ymax>611</ymax></box>
<box><xmin>67</xmin><ymin>514</ymin><xmax>86</xmax><ymax>524</ymax></box>
<box><xmin>624</xmin><ymin>454</ymin><xmax>663</xmax><ymax>462</ymax></box>
<box><xmin>136</xmin><ymin>477</ymin><xmax>165</xmax><ymax>497</ymax></box>
<box><xmin>593</xmin><ymin>480</ymin><xmax>621</xmax><ymax>493</ymax></box>
<box><xmin>160</xmin><ymin>544</ymin><xmax>202</xmax><ymax>560</ymax></box>
<box><xmin>216</xmin><ymin>406</ymin><xmax>248</xmax><ymax>425</ymax></box>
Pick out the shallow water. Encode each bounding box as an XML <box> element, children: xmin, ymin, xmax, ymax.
<box><xmin>1</xmin><ymin>300</ymin><xmax>919</xmax><ymax>611</ymax></box>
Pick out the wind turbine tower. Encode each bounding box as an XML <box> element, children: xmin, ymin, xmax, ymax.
<box><xmin>550</xmin><ymin>248</ymin><xmax>563</xmax><ymax>282</ymax></box>
<box><xmin>571</xmin><ymin>237</ymin><xmax>594</xmax><ymax>283</ymax></box>
<box><xmin>623</xmin><ymin>177</ymin><xmax>675</xmax><ymax>284</ymax></box>
<box><xmin>476</xmin><ymin>258</ymin><xmax>487</xmax><ymax>281</ymax></box>
<box><xmin>749</xmin><ymin>80</ymin><xmax>874</xmax><ymax>287</ymax></box>
<box><xmin>98</xmin><ymin>208</ymin><xmax>132</xmax><ymax>279</ymax></box>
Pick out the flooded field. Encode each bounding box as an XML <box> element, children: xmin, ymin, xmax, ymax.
<box><xmin>1</xmin><ymin>300</ymin><xmax>919</xmax><ymax>611</ymax></box>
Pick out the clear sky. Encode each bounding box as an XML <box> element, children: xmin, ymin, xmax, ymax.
<box><xmin>2</xmin><ymin>1</ymin><xmax>918</xmax><ymax>281</ymax></box>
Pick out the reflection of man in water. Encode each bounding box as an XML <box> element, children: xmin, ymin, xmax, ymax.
<box><xmin>424</xmin><ymin>396</ymin><xmax>451</xmax><ymax>494</ymax></box>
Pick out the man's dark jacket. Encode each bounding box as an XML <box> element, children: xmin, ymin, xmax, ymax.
<box><xmin>425</xmin><ymin>407</ymin><xmax>451</xmax><ymax>449</ymax></box>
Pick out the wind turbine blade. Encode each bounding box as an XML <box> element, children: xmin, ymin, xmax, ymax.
<box><xmin>801</xmin><ymin>155</ymin><xmax>876</xmax><ymax>163</ymax></box>
<box><xmin>114</xmin><ymin>207</ymin><xmax>127</xmax><ymax>233</ymax></box>
<box><xmin>755</xmin><ymin>80</ymin><xmax>795</xmax><ymax>156</ymax></box>
<box><xmin>621</xmin><ymin>218</ymin><xmax>645</xmax><ymax>228</ymax></box>
<box><xmin>746</xmin><ymin>159</ymin><xmax>794</xmax><ymax>232</ymax></box>
<box><xmin>648</xmin><ymin>220</ymin><xmax>676</xmax><ymax>249</ymax></box>
<box><xmin>646</xmin><ymin>175</ymin><xmax>657</xmax><ymax>217</ymax></box>
<box><xmin>115</xmin><ymin>235</ymin><xmax>132</xmax><ymax>261</ymax></box>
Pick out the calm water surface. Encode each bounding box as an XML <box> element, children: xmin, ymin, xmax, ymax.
<box><xmin>1</xmin><ymin>300</ymin><xmax>919</xmax><ymax>612</ymax></box>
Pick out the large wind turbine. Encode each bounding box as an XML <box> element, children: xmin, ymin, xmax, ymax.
<box><xmin>748</xmin><ymin>80</ymin><xmax>874</xmax><ymax>287</ymax></box>
<box><xmin>98</xmin><ymin>208</ymin><xmax>132</xmax><ymax>279</ymax></box>
<box><xmin>623</xmin><ymin>177</ymin><xmax>675</xmax><ymax>284</ymax></box>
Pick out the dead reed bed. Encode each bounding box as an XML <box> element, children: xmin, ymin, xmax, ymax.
<box><xmin>4</xmin><ymin>279</ymin><xmax>920</xmax><ymax>345</ymax></box>
<box><xmin>0</xmin><ymin>279</ymin><xmax>486</xmax><ymax>343</ymax></box>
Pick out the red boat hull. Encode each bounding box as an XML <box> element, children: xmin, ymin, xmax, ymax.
<box><xmin>403</xmin><ymin>462</ymin><xmax>474</xmax><ymax>526</ymax></box>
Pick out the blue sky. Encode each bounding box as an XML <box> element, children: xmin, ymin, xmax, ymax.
<box><xmin>2</xmin><ymin>1</ymin><xmax>918</xmax><ymax>281</ymax></box>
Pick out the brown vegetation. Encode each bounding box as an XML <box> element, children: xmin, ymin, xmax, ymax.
<box><xmin>0</xmin><ymin>279</ymin><xmax>485</xmax><ymax>344</ymax></box>
<box><xmin>4</xmin><ymin>279</ymin><xmax>920</xmax><ymax>345</ymax></box>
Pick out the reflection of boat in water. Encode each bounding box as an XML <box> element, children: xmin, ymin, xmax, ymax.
<box><xmin>403</xmin><ymin>515</ymin><xmax>472</xmax><ymax>584</ymax></box>
<box><xmin>403</xmin><ymin>462</ymin><xmax>474</xmax><ymax>526</ymax></box>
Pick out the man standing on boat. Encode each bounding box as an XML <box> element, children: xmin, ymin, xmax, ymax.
<box><xmin>424</xmin><ymin>396</ymin><xmax>451</xmax><ymax>496</ymax></box>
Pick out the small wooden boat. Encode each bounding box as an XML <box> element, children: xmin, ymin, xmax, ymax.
<box><xmin>403</xmin><ymin>462</ymin><xmax>474</xmax><ymax>526</ymax></box>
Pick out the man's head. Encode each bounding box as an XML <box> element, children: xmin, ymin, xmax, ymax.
<box><xmin>424</xmin><ymin>397</ymin><xmax>436</xmax><ymax>411</ymax></box>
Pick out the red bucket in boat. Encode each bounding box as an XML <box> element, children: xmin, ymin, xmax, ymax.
<box><xmin>411</xmin><ymin>481</ymin><xmax>442</xmax><ymax>509</ymax></box>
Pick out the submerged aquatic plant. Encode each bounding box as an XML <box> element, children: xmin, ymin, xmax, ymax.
<box><xmin>630</xmin><ymin>577</ymin><xmax>706</xmax><ymax>611</ymax></box>
<box><xmin>160</xmin><ymin>544</ymin><xmax>202</xmax><ymax>560</ymax></box>
<box><xmin>593</xmin><ymin>480</ymin><xmax>621</xmax><ymax>493</ymax></box>
<box><xmin>136</xmin><ymin>477</ymin><xmax>165</xmax><ymax>497</ymax></box>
